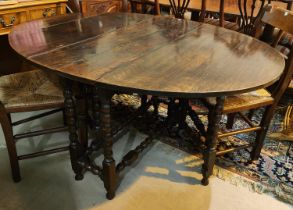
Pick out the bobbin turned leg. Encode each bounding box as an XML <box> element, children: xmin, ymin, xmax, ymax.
<box><xmin>76</xmin><ymin>84</ymin><xmax>88</xmax><ymax>152</ymax></box>
<box><xmin>99</xmin><ymin>89</ymin><xmax>117</xmax><ymax>200</ymax></box>
<box><xmin>62</xmin><ymin>79</ymin><xmax>84</xmax><ymax>180</ymax></box>
<box><xmin>139</xmin><ymin>95</ymin><xmax>148</xmax><ymax>113</ymax></box>
<box><xmin>91</xmin><ymin>86</ymin><xmax>102</xmax><ymax>150</ymax></box>
<box><xmin>178</xmin><ymin>99</ymin><xmax>188</xmax><ymax>129</ymax></box>
<box><xmin>202</xmin><ymin>96</ymin><xmax>224</xmax><ymax>185</ymax></box>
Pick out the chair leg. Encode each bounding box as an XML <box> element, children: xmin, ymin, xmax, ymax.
<box><xmin>62</xmin><ymin>108</ymin><xmax>67</xmax><ymax>126</ymax></box>
<box><xmin>250</xmin><ymin>105</ymin><xmax>275</xmax><ymax>162</ymax></box>
<box><xmin>0</xmin><ymin>109</ymin><xmax>21</xmax><ymax>182</ymax></box>
<box><xmin>202</xmin><ymin>96</ymin><xmax>225</xmax><ymax>185</ymax></box>
<box><xmin>286</xmin><ymin>142</ymin><xmax>292</xmax><ymax>157</ymax></box>
<box><xmin>152</xmin><ymin>96</ymin><xmax>159</xmax><ymax>116</ymax></box>
<box><xmin>100</xmin><ymin>90</ymin><xmax>117</xmax><ymax>200</ymax></box>
<box><xmin>226</xmin><ymin>113</ymin><xmax>236</xmax><ymax>129</ymax></box>
<box><xmin>247</xmin><ymin>109</ymin><xmax>255</xmax><ymax>120</ymax></box>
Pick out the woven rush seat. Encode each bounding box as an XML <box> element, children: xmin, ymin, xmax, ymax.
<box><xmin>0</xmin><ymin>70</ymin><xmax>64</xmax><ymax>112</ymax></box>
<box><xmin>204</xmin><ymin>18</ymin><xmax>239</xmax><ymax>31</ymax></box>
<box><xmin>204</xmin><ymin>89</ymin><xmax>273</xmax><ymax>114</ymax></box>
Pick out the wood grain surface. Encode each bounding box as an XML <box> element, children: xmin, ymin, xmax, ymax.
<box><xmin>9</xmin><ymin>12</ymin><xmax>285</xmax><ymax>97</ymax></box>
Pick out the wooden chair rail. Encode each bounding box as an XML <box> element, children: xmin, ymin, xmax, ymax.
<box><xmin>11</xmin><ymin>108</ymin><xmax>63</xmax><ymax>126</ymax></box>
<box><xmin>17</xmin><ymin>146</ymin><xmax>69</xmax><ymax>160</ymax></box>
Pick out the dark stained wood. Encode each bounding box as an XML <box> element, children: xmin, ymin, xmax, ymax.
<box><xmin>202</xmin><ymin>6</ymin><xmax>293</xmax><ymax>165</ymax></box>
<box><xmin>0</xmin><ymin>104</ymin><xmax>20</xmax><ymax>182</ymax></box>
<box><xmin>9</xmin><ymin>13</ymin><xmax>150</xmax><ymax>57</ymax></box>
<box><xmin>116</xmin><ymin>136</ymin><xmax>153</xmax><ymax>173</ymax></box>
<box><xmin>81</xmin><ymin>0</ymin><xmax>122</xmax><ymax>16</ymax></box>
<box><xmin>8</xmin><ymin>11</ymin><xmax>288</xmax><ymax>197</ymax></box>
<box><xmin>11</xmin><ymin>108</ymin><xmax>63</xmax><ymax>126</ymax></box>
<box><xmin>168</xmin><ymin>0</ymin><xmax>192</xmax><ymax>19</ymax></box>
<box><xmin>67</xmin><ymin>0</ymin><xmax>81</xmax><ymax>13</ymax></box>
<box><xmin>250</xmin><ymin>6</ymin><xmax>293</xmax><ymax>161</ymax></box>
<box><xmin>147</xmin><ymin>0</ymin><xmax>291</xmax><ymax>32</ymax></box>
<box><xmin>14</xmin><ymin>126</ymin><xmax>67</xmax><ymax>140</ymax></box>
<box><xmin>202</xmin><ymin>96</ymin><xmax>225</xmax><ymax>185</ymax></box>
<box><xmin>148</xmin><ymin>0</ymin><xmax>292</xmax><ymax>15</ymax></box>
<box><xmin>76</xmin><ymin>84</ymin><xmax>88</xmax><ymax>151</ymax></box>
<box><xmin>17</xmin><ymin>146</ymin><xmax>68</xmax><ymax>160</ymax></box>
<box><xmin>261</xmin><ymin>6</ymin><xmax>293</xmax><ymax>35</ymax></box>
<box><xmin>62</xmin><ymin>79</ymin><xmax>84</xmax><ymax>180</ymax></box>
<box><xmin>92</xmin><ymin>86</ymin><xmax>101</xmax><ymax>148</ymax></box>
<box><xmin>9</xmin><ymin>13</ymin><xmax>285</xmax><ymax>98</ymax></box>
<box><xmin>99</xmin><ymin>89</ymin><xmax>116</xmax><ymax>200</ymax></box>
<box><xmin>237</xmin><ymin>0</ymin><xmax>267</xmax><ymax>36</ymax></box>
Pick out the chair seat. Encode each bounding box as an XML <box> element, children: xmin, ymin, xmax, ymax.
<box><xmin>0</xmin><ymin>70</ymin><xmax>64</xmax><ymax>112</ymax></box>
<box><xmin>276</xmin><ymin>44</ymin><xmax>291</xmax><ymax>59</ymax></box>
<box><xmin>280</xmin><ymin>32</ymin><xmax>293</xmax><ymax>48</ymax></box>
<box><xmin>205</xmin><ymin>89</ymin><xmax>274</xmax><ymax>114</ymax></box>
<box><xmin>204</xmin><ymin>18</ymin><xmax>239</xmax><ymax>31</ymax></box>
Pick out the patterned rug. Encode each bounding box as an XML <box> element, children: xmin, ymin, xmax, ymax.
<box><xmin>111</xmin><ymin>94</ymin><xmax>293</xmax><ymax>204</ymax></box>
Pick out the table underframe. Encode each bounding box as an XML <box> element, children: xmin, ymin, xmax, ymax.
<box><xmin>62</xmin><ymin>79</ymin><xmax>227</xmax><ymax>199</ymax></box>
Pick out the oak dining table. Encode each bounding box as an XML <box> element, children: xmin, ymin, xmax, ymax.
<box><xmin>9</xmin><ymin>12</ymin><xmax>285</xmax><ymax>199</ymax></box>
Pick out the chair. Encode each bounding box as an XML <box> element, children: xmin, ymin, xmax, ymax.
<box><xmin>67</xmin><ymin>0</ymin><xmax>81</xmax><ymax>13</ymax></box>
<box><xmin>0</xmin><ymin>70</ymin><xmax>68</xmax><ymax>182</ymax></box>
<box><xmin>204</xmin><ymin>0</ymin><xmax>282</xmax><ymax>34</ymax></box>
<box><xmin>200</xmin><ymin>5</ymin><xmax>293</xmax><ymax>163</ymax></box>
<box><xmin>149</xmin><ymin>0</ymin><xmax>250</xmax><ymax>31</ymax></box>
<box><xmin>200</xmin><ymin>0</ymin><xmax>292</xmax><ymax>35</ymax></box>
<box><xmin>268</xmin><ymin>104</ymin><xmax>293</xmax><ymax>159</ymax></box>
<box><xmin>158</xmin><ymin>0</ymin><xmax>253</xmax><ymax>30</ymax></box>
<box><xmin>128</xmin><ymin>0</ymin><xmax>160</xmax><ymax>15</ymax></box>
<box><xmin>268</xmin><ymin>69</ymin><xmax>293</xmax><ymax>160</ymax></box>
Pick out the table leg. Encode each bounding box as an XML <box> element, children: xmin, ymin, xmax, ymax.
<box><xmin>92</xmin><ymin>86</ymin><xmax>102</xmax><ymax>150</ymax></box>
<box><xmin>166</xmin><ymin>98</ymin><xmax>176</xmax><ymax>128</ymax></box>
<box><xmin>152</xmin><ymin>96</ymin><xmax>159</xmax><ymax>116</ymax></box>
<box><xmin>201</xmin><ymin>96</ymin><xmax>224</xmax><ymax>185</ymax></box>
<box><xmin>178</xmin><ymin>99</ymin><xmax>188</xmax><ymax>129</ymax></box>
<box><xmin>139</xmin><ymin>95</ymin><xmax>148</xmax><ymax>113</ymax></box>
<box><xmin>99</xmin><ymin>89</ymin><xmax>117</xmax><ymax>200</ymax></box>
<box><xmin>76</xmin><ymin>83</ymin><xmax>88</xmax><ymax>151</ymax></box>
<box><xmin>62</xmin><ymin>79</ymin><xmax>84</xmax><ymax>180</ymax></box>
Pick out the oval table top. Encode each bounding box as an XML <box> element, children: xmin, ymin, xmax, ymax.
<box><xmin>9</xmin><ymin>12</ymin><xmax>285</xmax><ymax>98</ymax></box>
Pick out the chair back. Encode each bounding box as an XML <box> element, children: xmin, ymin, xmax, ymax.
<box><xmin>260</xmin><ymin>6</ymin><xmax>293</xmax><ymax>102</ymax></box>
<box><xmin>237</xmin><ymin>0</ymin><xmax>271</xmax><ymax>35</ymax></box>
<box><xmin>237</xmin><ymin>0</ymin><xmax>293</xmax><ymax>36</ymax></box>
<box><xmin>126</xmin><ymin>0</ymin><xmax>160</xmax><ymax>15</ymax></box>
<box><xmin>67</xmin><ymin>0</ymin><xmax>81</xmax><ymax>13</ymax></box>
<box><xmin>167</xmin><ymin>0</ymin><xmax>207</xmax><ymax>20</ymax></box>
